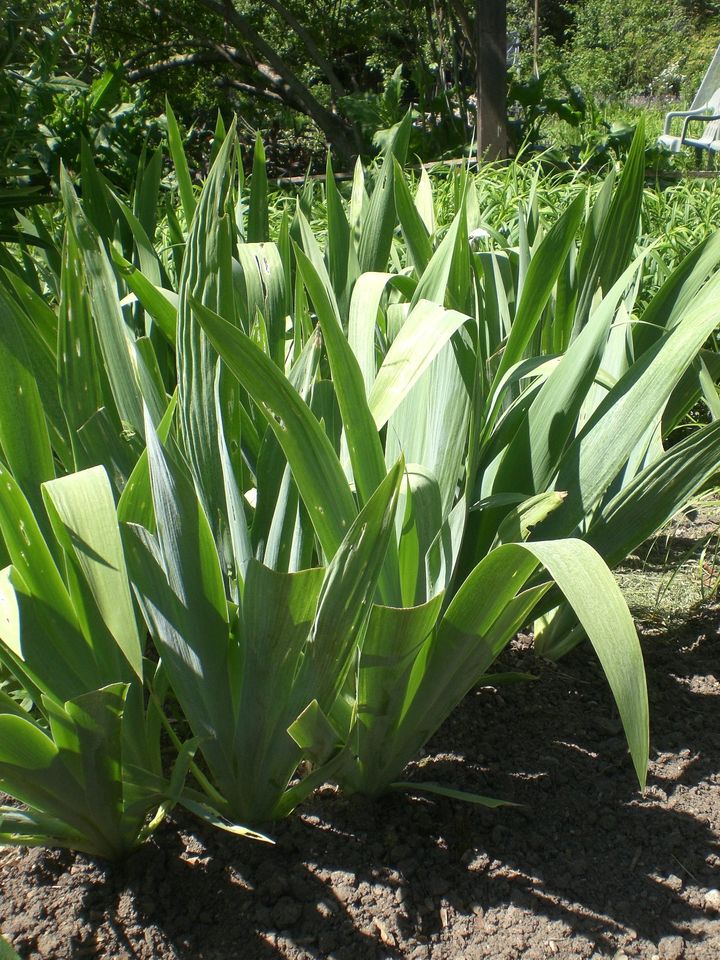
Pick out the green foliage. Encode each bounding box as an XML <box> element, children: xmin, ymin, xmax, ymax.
<box><xmin>3</xmin><ymin>0</ymin><xmax>719</xmax><ymax>178</ymax></box>
<box><xmin>340</xmin><ymin>65</ymin><xmax>409</xmax><ymax>153</ymax></box>
<box><xmin>0</xmin><ymin>934</ymin><xmax>21</xmax><ymax>960</ymax></box>
<box><xmin>0</xmin><ymin>0</ymin><xmax>160</xmax><ymax>235</ymax></box>
<box><xmin>1</xmin><ymin>116</ymin><xmax>720</xmax><ymax>848</ymax></box>
<box><xmin>179</xmin><ymin>126</ymin><xmax>651</xmax><ymax>808</ymax></box>
<box><xmin>0</xmin><ymin>466</ymin><xmax>167</xmax><ymax>859</ymax></box>
<box><xmin>508</xmin><ymin>70</ymin><xmax>588</xmax><ymax>150</ymax></box>
<box><xmin>558</xmin><ymin>0</ymin><xmax>692</xmax><ymax>99</ymax></box>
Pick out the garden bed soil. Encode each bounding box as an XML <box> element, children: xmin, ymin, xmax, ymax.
<box><xmin>1</xmin><ymin>517</ymin><xmax>719</xmax><ymax>960</ymax></box>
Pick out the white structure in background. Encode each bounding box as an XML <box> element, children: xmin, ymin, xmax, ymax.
<box><xmin>658</xmin><ymin>43</ymin><xmax>720</xmax><ymax>156</ymax></box>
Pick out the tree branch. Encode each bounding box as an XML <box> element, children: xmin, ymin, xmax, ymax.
<box><xmin>193</xmin><ymin>0</ymin><xmax>360</xmax><ymax>153</ymax></box>
<box><xmin>125</xmin><ymin>50</ymin><xmax>241</xmax><ymax>83</ymax></box>
<box><xmin>217</xmin><ymin>78</ymin><xmax>285</xmax><ymax>105</ymax></box>
<box><xmin>262</xmin><ymin>0</ymin><xmax>347</xmax><ymax>102</ymax></box>
<box><xmin>125</xmin><ymin>0</ymin><xmax>361</xmax><ymax>160</ymax></box>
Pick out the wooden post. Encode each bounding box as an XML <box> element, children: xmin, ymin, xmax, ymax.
<box><xmin>475</xmin><ymin>0</ymin><xmax>508</xmax><ymax>162</ymax></box>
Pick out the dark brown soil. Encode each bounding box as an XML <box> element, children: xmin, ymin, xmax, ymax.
<box><xmin>1</xmin><ymin>602</ymin><xmax>719</xmax><ymax>959</ymax></box>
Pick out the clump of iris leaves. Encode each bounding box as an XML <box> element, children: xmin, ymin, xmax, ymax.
<box><xmin>0</xmin><ymin>110</ymin><xmax>718</xmax><ymax>860</ymax></box>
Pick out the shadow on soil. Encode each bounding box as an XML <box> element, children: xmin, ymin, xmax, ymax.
<box><xmin>2</xmin><ymin>605</ymin><xmax>717</xmax><ymax>960</ymax></box>
<box><xmin>58</xmin><ymin>604</ymin><xmax>717</xmax><ymax>960</ymax></box>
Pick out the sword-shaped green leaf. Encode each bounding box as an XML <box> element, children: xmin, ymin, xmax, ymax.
<box><xmin>192</xmin><ymin>298</ymin><xmax>357</xmax><ymax>560</ymax></box>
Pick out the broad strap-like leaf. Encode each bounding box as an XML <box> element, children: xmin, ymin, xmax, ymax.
<box><xmin>232</xmin><ymin>562</ymin><xmax>324</xmax><ymax>820</ymax></box>
<box><xmin>44</xmin><ymin>685</ymin><xmax>129</xmax><ymax>851</ymax></box>
<box><xmin>125</xmin><ymin>416</ymin><xmax>237</xmax><ymax>805</ymax></box>
<box><xmin>192</xmin><ymin>298</ymin><xmax>357</xmax><ymax>560</ymax></box>
<box><xmin>588</xmin><ymin>419</ymin><xmax>720</xmax><ymax>567</ymax></box>
<box><xmin>490</xmin><ymin>251</ymin><xmax>647</xmax><ymax>497</ymax></box>
<box><xmin>143</xmin><ymin>409</ymin><xmax>228</xmax><ymax>625</ymax></box>
<box><xmin>214</xmin><ymin>372</ymin><xmax>253</xmax><ymax>592</ymax></box>
<box><xmin>492</xmin><ymin>193</ymin><xmax>584</xmax><ymax>387</ymax></box>
<box><xmin>0</xmin><ymin>463</ymin><xmax>76</xmax><ymax>629</ymax></box>
<box><xmin>394</xmin><ymin>159</ymin><xmax>433</xmax><ymax>275</ymax></box>
<box><xmin>0</xmin><ymin>287</ymin><xmax>55</xmax><ymax>517</ymax></box>
<box><xmin>635</xmin><ymin>227</ymin><xmax>720</xmax><ymax>356</ymax></box>
<box><xmin>0</xmin><ymin>706</ymin><xmax>129</xmax><ymax>859</ymax></box>
<box><xmin>325</xmin><ymin>153</ymin><xmax>360</xmax><ymax>316</ymax></box>
<box><xmin>542</xmin><ymin>269</ymin><xmax>720</xmax><ymax>537</ymax></box>
<box><xmin>347</xmin><ymin>270</ymin><xmax>398</xmax><ymax>393</ymax></box>
<box><xmin>429</xmin><ymin>539</ymin><xmax>648</xmax><ymax>786</ymax></box>
<box><xmin>302</xmin><ymin>457</ymin><xmax>404</xmax><ymax>707</ymax></box>
<box><xmin>397</xmin><ymin>466</ymin><xmax>443</xmax><ymax>606</ymax></box>
<box><xmin>176</xmin><ymin>128</ymin><xmax>238</xmax><ymax>576</ymax></box>
<box><xmin>166</xmin><ymin>99</ymin><xmax>196</xmax><ymax>228</ymax></box>
<box><xmin>357</xmin><ymin>113</ymin><xmax>411</xmax><ymax>274</ymax></box>
<box><xmin>117</xmin><ymin>391</ymin><xmax>178</xmax><ymax>531</ymax></box>
<box><xmin>58</xmin><ymin>227</ymin><xmax>106</xmax><ymax>461</ymax></box>
<box><xmin>0</xmin><ymin>286</ymin><xmax>70</xmax><ymax>470</ymax></box>
<box><xmin>111</xmin><ymin>249</ymin><xmax>177</xmax><ymax>347</ymax></box>
<box><xmin>390</xmin><ymin>781</ymin><xmax>515</xmax><ymax>808</ymax></box>
<box><xmin>42</xmin><ymin>467</ymin><xmax>143</xmax><ymax>680</ymax></box>
<box><xmin>247</xmin><ymin>134</ymin><xmax>269</xmax><ymax>243</ymax></box>
<box><xmin>343</xmin><ymin>594</ymin><xmax>444</xmax><ymax>795</ymax></box>
<box><xmin>60</xmin><ymin>169</ymin><xmax>166</xmax><ymax>435</ymax></box>
<box><xmin>368</xmin><ymin>299</ymin><xmax>470</xmax><ymax>430</ymax></box>
<box><xmin>0</xmin><ymin>562</ymin><xmax>101</xmax><ymax>708</ymax></box>
<box><xmin>409</xmin><ymin>208</ymin><xmax>465</xmax><ymax>310</ymax></box>
<box><xmin>295</xmin><ymin>244</ymin><xmax>387</xmax><ymax>504</ymax></box>
<box><xmin>414</xmin><ymin>166</ymin><xmax>435</xmax><ymax>234</ymax></box>
<box><xmin>384</xmin><ymin>328</ymin><xmax>473</xmax><ymax>518</ymax></box>
<box><xmin>520</xmin><ymin>540</ymin><xmax>648</xmax><ymax>787</ymax></box>
<box><xmin>133</xmin><ymin>145</ymin><xmax>164</xmax><ymax>246</ymax></box>
<box><xmin>573</xmin><ymin>123</ymin><xmax>645</xmax><ymax>334</ymax></box>
<box><xmin>0</xmin><ymin>714</ymin><xmax>82</xmax><ymax>822</ymax></box>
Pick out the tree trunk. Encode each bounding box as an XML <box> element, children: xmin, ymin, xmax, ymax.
<box><xmin>475</xmin><ymin>0</ymin><xmax>507</xmax><ymax>162</ymax></box>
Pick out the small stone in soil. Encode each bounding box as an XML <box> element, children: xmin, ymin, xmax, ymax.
<box><xmin>409</xmin><ymin>947</ymin><xmax>430</xmax><ymax>960</ymax></box>
<box><xmin>658</xmin><ymin>935</ymin><xmax>685</xmax><ymax>960</ymax></box>
<box><xmin>704</xmin><ymin>888</ymin><xmax>720</xmax><ymax>912</ymax></box>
